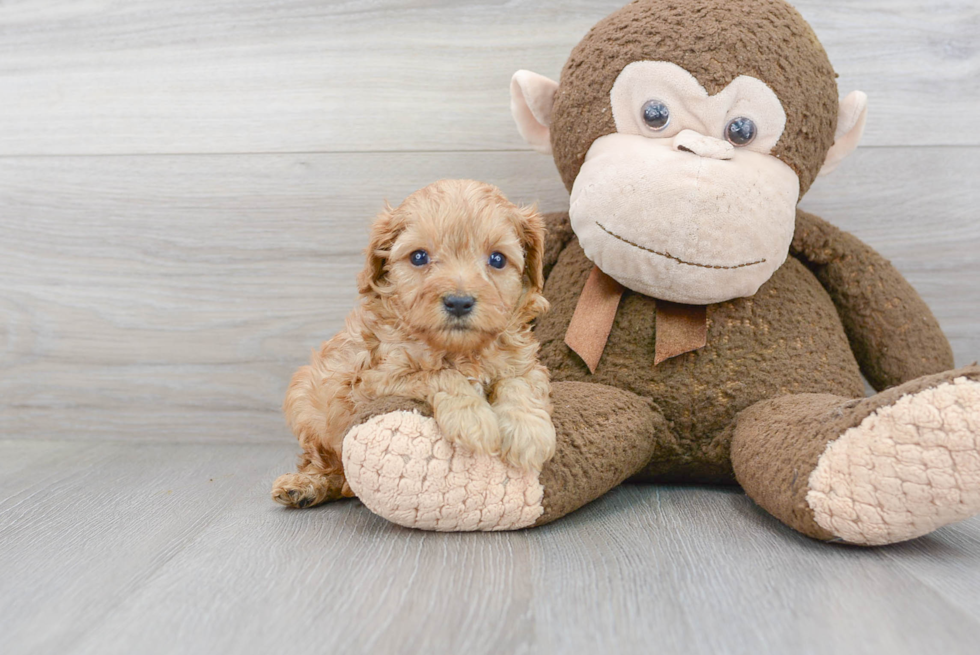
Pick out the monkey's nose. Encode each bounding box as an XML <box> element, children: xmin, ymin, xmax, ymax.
<box><xmin>443</xmin><ymin>295</ymin><xmax>476</xmax><ymax>318</ymax></box>
<box><xmin>672</xmin><ymin>129</ymin><xmax>734</xmax><ymax>160</ymax></box>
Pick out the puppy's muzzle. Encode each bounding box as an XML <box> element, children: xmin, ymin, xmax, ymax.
<box><xmin>443</xmin><ymin>294</ymin><xmax>476</xmax><ymax>318</ymax></box>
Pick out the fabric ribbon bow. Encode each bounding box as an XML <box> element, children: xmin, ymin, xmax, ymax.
<box><xmin>564</xmin><ymin>265</ymin><xmax>708</xmax><ymax>373</ymax></box>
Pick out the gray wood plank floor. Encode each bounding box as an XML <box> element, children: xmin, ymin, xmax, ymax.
<box><xmin>1</xmin><ymin>440</ymin><xmax>979</xmax><ymax>655</ymax></box>
<box><xmin>2</xmin><ymin>0</ymin><xmax>979</xmax><ymax>653</ymax></box>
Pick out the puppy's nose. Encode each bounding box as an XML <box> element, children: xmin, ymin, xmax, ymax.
<box><xmin>443</xmin><ymin>295</ymin><xmax>475</xmax><ymax>318</ymax></box>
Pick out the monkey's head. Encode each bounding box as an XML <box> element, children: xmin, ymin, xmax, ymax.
<box><xmin>510</xmin><ymin>0</ymin><xmax>868</xmax><ymax>304</ymax></box>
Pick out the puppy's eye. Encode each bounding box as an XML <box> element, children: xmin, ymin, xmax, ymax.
<box><xmin>641</xmin><ymin>100</ymin><xmax>670</xmax><ymax>131</ymax></box>
<box><xmin>410</xmin><ymin>250</ymin><xmax>429</xmax><ymax>266</ymax></box>
<box><xmin>488</xmin><ymin>252</ymin><xmax>506</xmax><ymax>269</ymax></box>
<box><xmin>725</xmin><ymin>117</ymin><xmax>757</xmax><ymax>146</ymax></box>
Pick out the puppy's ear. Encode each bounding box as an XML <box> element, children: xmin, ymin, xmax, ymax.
<box><xmin>514</xmin><ymin>204</ymin><xmax>549</xmax><ymax>318</ymax></box>
<box><xmin>357</xmin><ymin>202</ymin><xmax>401</xmax><ymax>296</ymax></box>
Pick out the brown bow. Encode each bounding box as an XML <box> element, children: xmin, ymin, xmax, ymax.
<box><xmin>564</xmin><ymin>265</ymin><xmax>707</xmax><ymax>373</ymax></box>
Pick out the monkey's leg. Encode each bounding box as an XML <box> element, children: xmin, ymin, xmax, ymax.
<box><xmin>731</xmin><ymin>365</ymin><xmax>980</xmax><ymax>545</ymax></box>
<box><xmin>340</xmin><ymin>382</ymin><xmax>669</xmax><ymax>531</ymax></box>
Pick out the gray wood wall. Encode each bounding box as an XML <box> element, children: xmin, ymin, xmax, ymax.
<box><xmin>1</xmin><ymin>0</ymin><xmax>978</xmax><ymax>444</ymax></box>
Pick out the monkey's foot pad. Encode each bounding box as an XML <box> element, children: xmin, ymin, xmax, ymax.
<box><xmin>807</xmin><ymin>377</ymin><xmax>980</xmax><ymax>545</ymax></box>
<box><xmin>343</xmin><ymin>411</ymin><xmax>544</xmax><ymax>531</ymax></box>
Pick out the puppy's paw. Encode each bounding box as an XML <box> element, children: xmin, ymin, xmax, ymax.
<box><xmin>434</xmin><ymin>395</ymin><xmax>502</xmax><ymax>457</ymax></box>
<box><xmin>496</xmin><ymin>408</ymin><xmax>557</xmax><ymax>472</ymax></box>
<box><xmin>271</xmin><ymin>471</ymin><xmax>349</xmax><ymax>509</ymax></box>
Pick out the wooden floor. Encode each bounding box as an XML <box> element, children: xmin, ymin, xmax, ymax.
<box><xmin>2</xmin><ymin>1</ymin><xmax>980</xmax><ymax>653</ymax></box>
<box><xmin>1</xmin><ymin>439</ymin><xmax>978</xmax><ymax>655</ymax></box>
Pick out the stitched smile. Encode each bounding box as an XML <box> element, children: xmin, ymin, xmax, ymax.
<box><xmin>595</xmin><ymin>222</ymin><xmax>766</xmax><ymax>270</ymax></box>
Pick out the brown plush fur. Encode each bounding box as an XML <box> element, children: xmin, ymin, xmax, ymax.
<box><xmin>335</xmin><ymin>0</ymin><xmax>969</xmax><ymax>542</ymax></box>
<box><xmin>792</xmin><ymin>210</ymin><xmax>955</xmax><ymax>389</ymax></box>
<box><xmin>550</xmin><ymin>0</ymin><xmax>839</xmax><ymax>197</ymax></box>
<box><xmin>731</xmin><ymin>365</ymin><xmax>980</xmax><ymax>540</ymax></box>
<box><xmin>515</xmin><ymin>0</ymin><xmax>955</xmax><ymax>531</ymax></box>
<box><xmin>272</xmin><ymin>180</ymin><xmax>554</xmax><ymax>508</ymax></box>
<box><xmin>524</xmin><ymin>0</ymin><xmax>952</xmax><ymax>509</ymax></box>
<box><xmin>531</xmin><ymin>208</ymin><xmax>952</xmax><ymax>475</ymax></box>
<box><xmin>524</xmin><ymin>202</ymin><xmax>955</xmax><ymax>532</ymax></box>
<box><xmin>535</xmin><ymin>212</ymin><xmax>864</xmax><ymax>482</ymax></box>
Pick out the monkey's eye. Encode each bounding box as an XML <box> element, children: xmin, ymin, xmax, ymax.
<box><xmin>488</xmin><ymin>252</ymin><xmax>506</xmax><ymax>269</ymax></box>
<box><xmin>641</xmin><ymin>100</ymin><xmax>670</xmax><ymax>131</ymax></box>
<box><xmin>410</xmin><ymin>250</ymin><xmax>429</xmax><ymax>266</ymax></box>
<box><xmin>725</xmin><ymin>117</ymin><xmax>757</xmax><ymax>146</ymax></box>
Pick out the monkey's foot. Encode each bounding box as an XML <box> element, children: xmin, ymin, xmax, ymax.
<box><xmin>342</xmin><ymin>410</ymin><xmax>545</xmax><ymax>531</ymax></box>
<box><xmin>807</xmin><ymin>376</ymin><xmax>980</xmax><ymax>545</ymax></box>
<box><xmin>343</xmin><ymin>383</ymin><xmax>666</xmax><ymax>530</ymax></box>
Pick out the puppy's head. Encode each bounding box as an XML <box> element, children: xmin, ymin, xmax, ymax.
<box><xmin>358</xmin><ymin>179</ymin><xmax>548</xmax><ymax>353</ymax></box>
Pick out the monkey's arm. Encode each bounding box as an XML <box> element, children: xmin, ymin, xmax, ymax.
<box><xmin>540</xmin><ymin>211</ymin><xmax>574</xmax><ymax>281</ymax></box>
<box><xmin>790</xmin><ymin>209</ymin><xmax>954</xmax><ymax>391</ymax></box>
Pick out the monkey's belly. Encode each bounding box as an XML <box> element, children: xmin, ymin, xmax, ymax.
<box><xmin>535</xmin><ymin>239</ymin><xmax>864</xmax><ymax>481</ymax></box>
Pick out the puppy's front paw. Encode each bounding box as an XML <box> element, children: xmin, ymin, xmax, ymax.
<box><xmin>496</xmin><ymin>409</ymin><xmax>557</xmax><ymax>472</ymax></box>
<box><xmin>433</xmin><ymin>395</ymin><xmax>502</xmax><ymax>457</ymax></box>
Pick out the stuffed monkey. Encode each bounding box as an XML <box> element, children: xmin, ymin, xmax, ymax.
<box><xmin>329</xmin><ymin>0</ymin><xmax>980</xmax><ymax>545</ymax></box>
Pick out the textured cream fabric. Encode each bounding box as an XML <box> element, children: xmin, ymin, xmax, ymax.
<box><xmin>569</xmin><ymin>132</ymin><xmax>799</xmax><ymax>304</ymax></box>
<box><xmin>807</xmin><ymin>378</ymin><xmax>980</xmax><ymax>545</ymax></box>
<box><xmin>343</xmin><ymin>411</ymin><xmax>545</xmax><ymax>531</ymax></box>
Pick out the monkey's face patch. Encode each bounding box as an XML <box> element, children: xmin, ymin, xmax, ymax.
<box><xmin>567</xmin><ymin>61</ymin><xmax>799</xmax><ymax>305</ymax></box>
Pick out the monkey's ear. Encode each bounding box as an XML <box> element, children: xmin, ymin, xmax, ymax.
<box><xmin>510</xmin><ymin>70</ymin><xmax>559</xmax><ymax>155</ymax></box>
<box><xmin>819</xmin><ymin>91</ymin><xmax>868</xmax><ymax>177</ymax></box>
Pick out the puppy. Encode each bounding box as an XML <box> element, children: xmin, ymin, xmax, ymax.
<box><xmin>272</xmin><ymin>179</ymin><xmax>556</xmax><ymax>509</ymax></box>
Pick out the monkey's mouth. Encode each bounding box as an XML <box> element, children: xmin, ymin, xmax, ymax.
<box><xmin>595</xmin><ymin>222</ymin><xmax>766</xmax><ymax>270</ymax></box>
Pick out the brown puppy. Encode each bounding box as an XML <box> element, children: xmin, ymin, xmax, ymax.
<box><xmin>272</xmin><ymin>179</ymin><xmax>555</xmax><ymax>509</ymax></box>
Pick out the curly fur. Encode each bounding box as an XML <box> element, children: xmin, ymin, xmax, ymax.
<box><xmin>272</xmin><ymin>179</ymin><xmax>555</xmax><ymax>509</ymax></box>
